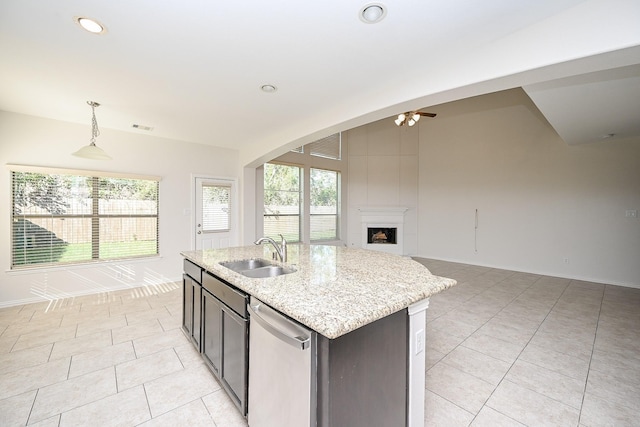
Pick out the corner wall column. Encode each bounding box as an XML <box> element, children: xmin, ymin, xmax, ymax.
<box><xmin>407</xmin><ymin>298</ymin><xmax>429</xmax><ymax>427</ymax></box>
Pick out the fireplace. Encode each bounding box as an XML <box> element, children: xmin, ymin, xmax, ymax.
<box><xmin>359</xmin><ymin>207</ymin><xmax>408</xmax><ymax>255</ymax></box>
<box><xmin>367</xmin><ymin>227</ymin><xmax>397</xmax><ymax>244</ymax></box>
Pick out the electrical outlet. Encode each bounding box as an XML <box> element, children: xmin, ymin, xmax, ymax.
<box><xmin>415</xmin><ymin>329</ymin><xmax>425</xmax><ymax>355</ymax></box>
<box><xmin>563</xmin><ymin>258</ymin><xmax>570</xmax><ymax>264</ymax></box>
<box><xmin>626</xmin><ymin>210</ymin><xmax>638</xmax><ymax>218</ymax></box>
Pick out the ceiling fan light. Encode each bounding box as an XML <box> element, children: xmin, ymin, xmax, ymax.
<box><xmin>412</xmin><ymin>113</ymin><xmax>421</xmax><ymax>122</ymax></box>
<box><xmin>408</xmin><ymin>118</ymin><xmax>416</xmax><ymax>126</ymax></box>
<box><xmin>398</xmin><ymin>113</ymin><xmax>406</xmax><ymax>121</ymax></box>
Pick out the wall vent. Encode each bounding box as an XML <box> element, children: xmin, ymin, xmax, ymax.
<box><xmin>132</xmin><ymin>124</ymin><xmax>154</xmax><ymax>131</ymax></box>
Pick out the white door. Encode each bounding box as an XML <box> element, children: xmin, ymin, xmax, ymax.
<box><xmin>194</xmin><ymin>177</ymin><xmax>237</xmax><ymax>250</ymax></box>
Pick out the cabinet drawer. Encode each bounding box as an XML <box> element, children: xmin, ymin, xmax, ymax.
<box><xmin>184</xmin><ymin>259</ymin><xmax>202</xmax><ymax>283</ymax></box>
<box><xmin>203</xmin><ymin>272</ymin><xmax>248</xmax><ymax>317</ymax></box>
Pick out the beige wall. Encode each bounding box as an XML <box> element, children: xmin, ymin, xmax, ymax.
<box><xmin>344</xmin><ymin>88</ymin><xmax>640</xmax><ymax>286</ymax></box>
<box><xmin>418</xmin><ymin>89</ymin><xmax>640</xmax><ymax>287</ymax></box>
<box><xmin>345</xmin><ymin>118</ymin><xmax>421</xmax><ymax>255</ymax></box>
<box><xmin>0</xmin><ymin>111</ymin><xmax>241</xmax><ymax>306</ymax></box>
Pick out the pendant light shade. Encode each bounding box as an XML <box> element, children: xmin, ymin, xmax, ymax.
<box><xmin>72</xmin><ymin>142</ymin><xmax>112</xmax><ymax>160</ymax></box>
<box><xmin>72</xmin><ymin>101</ymin><xmax>112</xmax><ymax>160</ymax></box>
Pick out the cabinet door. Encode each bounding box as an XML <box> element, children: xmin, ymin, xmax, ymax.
<box><xmin>193</xmin><ymin>280</ymin><xmax>202</xmax><ymax>350</ymax></box>
<box><xmin>182</xmin><ymin>274</ymin><xmax>193</xmax><ymax>336</ymax></box>
<box><xmin>202</xmin><ymin>290</ymin><xmax>222</xmax><ymax>376</ymax></box>
<box><xmin>221</xmin><ymin>305</ymin><xmax>248</xmax><ymax>414</ymax></box>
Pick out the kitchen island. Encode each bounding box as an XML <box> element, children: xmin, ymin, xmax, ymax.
<box><xmin>181</xmin><ymin>244</ymin><xmax>456</xmax><ymax>427</ymax></box>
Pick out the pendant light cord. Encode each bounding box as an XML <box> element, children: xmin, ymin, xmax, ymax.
<box><xmin>88</xmin><ymin>101</ymin><xmax>100</xmax><ymax>145</ymax></box>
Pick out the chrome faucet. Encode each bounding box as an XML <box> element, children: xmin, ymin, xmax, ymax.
<box><xmin>254</xmin><ymin>234</ymin><xmax>287</xmax><ymax>262</ymax></box>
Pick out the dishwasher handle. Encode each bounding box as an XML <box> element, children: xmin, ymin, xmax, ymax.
<box><xmin>249</xmin><ymin>300</ymin><xmax>310</xmax><ymax>350</ymax></box>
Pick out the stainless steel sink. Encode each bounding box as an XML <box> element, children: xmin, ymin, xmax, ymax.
<box><xmin>240</xmin><ymin>265</ymin><xmax>296</xmax><ymax>278</ymax></box>
<box><xmin>220</xmin><ymin>259</ymin><xmax>273</xmax><ymax>271</ymax></box>
<box><xmin>219</xmin><ymin>259</ymin><xmax>296</xmax><ymax>278</ymax></box>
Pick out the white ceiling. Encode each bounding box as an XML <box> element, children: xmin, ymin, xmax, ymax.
<box><xmin>523</xmin><ymin>64</ymin><xmax>640</xmax><ymax>145</ymax></box>
<box><xmin>1</xmin><ymin>0</ymin><xmax>639</xmax><ymax>165</ymax></box>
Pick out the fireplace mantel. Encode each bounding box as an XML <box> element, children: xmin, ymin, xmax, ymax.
<box><xmin>358</xmin><ymin>207</ymin><xmax>409</xmax><ymax>216</ymax></box>
<box><xmin>359</xmin><ymin>207</ymin><xmax>409</xmax><ymax>255</ymax></box>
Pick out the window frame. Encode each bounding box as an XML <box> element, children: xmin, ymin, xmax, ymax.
<box><xmin>9</xmin><ymin>164</ymin><xmax>161</xmax><ymax>270</ymax></box>
<box><xmin>258</xmin><ymin>133</ymin><xmax>345</xmax><ymax>244</ymax></box>
<box><xmin>262</xmin><ymin>162</ymin><xmax>303</xmax><ymax>243</ymax></box>
<box><xmin>309</xmin><ymin>167</ymin><xmax>340</xmax><ymax>242</ymax></box>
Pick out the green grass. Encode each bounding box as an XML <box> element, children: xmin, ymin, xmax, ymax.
<box><xmin>13</xmin><ymin>240</ymin><xmax>157</xmax><ymax>267</ymax></box>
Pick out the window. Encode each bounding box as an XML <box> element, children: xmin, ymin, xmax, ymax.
<box><xmin>310</xmin><ymin>168</ymin><xmax>339</xmax><ymax>241</ymax></box>
<box><xmin>261</xmin><ymin>133</ymin><xmax>343</xmax><ymax>243</ymax></box>
<box><xmin>202</xmin><ymin>184</ymin><xmax>231</xmax><ymax>232</ymax></box>
<box><xmin>263</xmin><ymin>163</ymin><xmax>301</xmax><ymax>242</ymax></box>
<box><xmin>11</xmin><ymin>166</ymin><xmax>159</xmax><ymax>269</ymax></box>
<box><xmin>308</xmin><ymin>133</ymin><xmax>341</xmax><ymax>160</ymax></box>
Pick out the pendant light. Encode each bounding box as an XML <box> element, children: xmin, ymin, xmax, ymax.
<box><xmin>72</xmin><ymin>101</ymin><xmax>112</xmax><ymax>160</ymax></box>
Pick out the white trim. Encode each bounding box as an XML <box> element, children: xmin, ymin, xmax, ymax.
<box><xmin>413</xmin><ymin>255</ymin><xmax>640</xmax><ymax>289</ymax></box>
<box><xmin>0</xmin><ymin>279</ymin><xmax>181</xmax><ymax>309</ymax></box>
<box><xmin>5</xmin><ymin>255</ymin><xmax>163</xmax><ymax>275</ymax></box>
<box><xmin>407</xmin><ymin>299</ymin><xmax>429</xmax><ymax>427</ymax></box>
<box><xmin>7</xmin><ymin>164</ymin><xmax>161</xmax><ymax>181</ymax></box>
<box><xmin>407</xmin><ymin>297</ymin><xmax>430</xmax><ymax>315</ymax></box>
<box><xmin>358</xmin><ymin>207</ymin><xmax>409</xmax><ymax>214</ymax></box>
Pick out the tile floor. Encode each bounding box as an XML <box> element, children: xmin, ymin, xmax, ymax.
<box><xmin>417</xmin><ymin>258</ymin><xmax>640</xmax><ymax>427</ymax></box>
<box><xmin>0</xmin><ymin>259</ymin><xmax>638</xmax><ymax>426</ymax></box>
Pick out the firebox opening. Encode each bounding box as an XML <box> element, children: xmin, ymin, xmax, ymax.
<box><xmin>367</xmin><ymin>227</ymin><xmax>397</xmax><ymax>244</ymax></box>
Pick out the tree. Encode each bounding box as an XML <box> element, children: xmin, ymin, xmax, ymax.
<box><xmin>12</xmin><ymin>172</ymin><xmax>71</xmax><ymax>215</ymax></box>
<box><xmin>310</xmin><ymin>168</ymin><xmax>337</xmax><ymax>208</ymax></box>
<box><xmin>263</xmin><ymin>163</ymin><xmax>300</xmax><ymax>211</ymax></box>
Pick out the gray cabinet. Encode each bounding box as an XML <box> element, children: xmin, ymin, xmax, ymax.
<box><xmin>182</xmin><ymin>260</ymin><xmax>202</xmax><ymax>350</ymax></box>
<box><xmin>201</xmin><ymin>272</ymin><xmax>249</xmax><ymax>416</ymax></box>
<box><xmin>316</xmin><ymin>309</ymin><xmax>408</xmax><ymax>427</ymax></box>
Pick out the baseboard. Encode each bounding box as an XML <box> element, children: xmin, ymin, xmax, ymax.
<box><xmin>0</xmin><ymin>277</ymin><xmax>182</xmax><ymax>309</ymax></box>
<box><xmin>412</xmin><ymin>255</ymin><xmax>639</xmax><ymax>289</ymax></box>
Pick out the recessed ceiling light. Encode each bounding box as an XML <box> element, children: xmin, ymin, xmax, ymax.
<box><xmin>75</xmin><ymin>17</ymin><xmax>106</xmax><ymax>34</ymax></box>
<box><xmin>359</xmin><ymin>3</ymin><xmax>387</xmax><ymax>24</ymax></box>
<box><xmin>261</xmin><ymin>84</ymin><xmax>278</xmax><ymax>93</ymax></box>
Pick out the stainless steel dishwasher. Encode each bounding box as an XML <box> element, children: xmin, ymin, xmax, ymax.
<box><xmin>247</xmin><ymin>297</ymin><xmax>316</xmax><ymax>427</ymax></box>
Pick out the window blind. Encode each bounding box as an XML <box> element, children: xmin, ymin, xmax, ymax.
<box><xmin>202</xmin><ymin>184</ymin><xmax>231</xmax><ymax>232</ymax></box>
<box><xmin>11</xmin><ymin>168</ymin><xmax>159</xmax><ymax>268</ymax></box>
<box><xmin>308</xmin><ymin>133</ymin><xmax>341</xmax><ymax>160</ymax></box>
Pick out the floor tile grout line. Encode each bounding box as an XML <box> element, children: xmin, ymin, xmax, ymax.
<box><xmin>464</xmin><ymin>274</ymin><xmax>553</xmax><ymax>425</ymax></box>
<box><xmin>139</xmin><ymin>383</ymin><xmax>153</xmax><ymax>424</ymax></box>
<box><xmin>473</xmin><ymin>275</ymin><xmax>601</xmax><ymax>425</ymax></box>
<box><xmin>576</xmin><ymin>280</ymin><xmax>605</xmax><ymax>426</ymax></box>
<box><xmin>424</xmin><ymin>270</ymin><xmax>540</xmax><ymax>424</ymax></box>
<box><xmin>26</xmin><ymin>387</ymin><xmax>40</xmax><ymax>426</ymax></box>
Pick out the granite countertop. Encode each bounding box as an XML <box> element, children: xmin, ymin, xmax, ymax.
<box><xmin>181</xmin><ymin>244</ymin><xmax>456</xmax><ymax>339</ymax></box>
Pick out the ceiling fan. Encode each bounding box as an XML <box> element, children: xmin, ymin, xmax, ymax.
<box><xmin>394</xmin><ymin>111</ymin><xmax>437</xmax><ymax>127</ymax></box>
